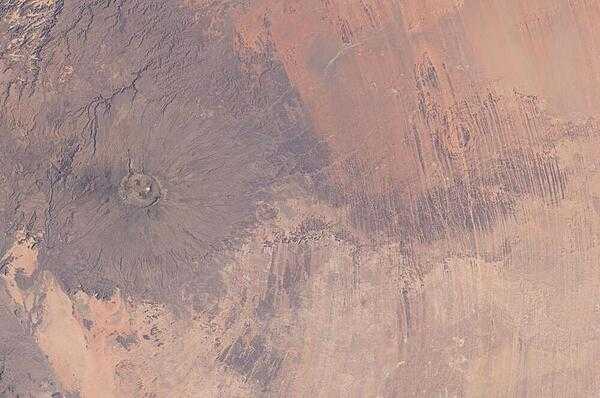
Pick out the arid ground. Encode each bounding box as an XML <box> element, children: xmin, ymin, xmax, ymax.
<box><xmin>1</xmin><ymin>0</ymin><xmax>600</xmax><ymax>397</ymax></box>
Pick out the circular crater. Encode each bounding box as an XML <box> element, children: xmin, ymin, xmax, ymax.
<box><xmin>119</xmin><ymin>173</ymin><xmax>162</xmax><ymax>208</ymax></box>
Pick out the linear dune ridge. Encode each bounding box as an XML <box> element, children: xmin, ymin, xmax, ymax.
<box><xmin>1</xmin><ymin>0</ymin><xmax>599</xmax><ymax>397</ymax></box>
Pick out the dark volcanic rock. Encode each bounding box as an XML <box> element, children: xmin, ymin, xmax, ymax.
<box><xmin>1</xmin><ymin>0</ymin><xmax>327</xmax><ymax>307</ymax></box>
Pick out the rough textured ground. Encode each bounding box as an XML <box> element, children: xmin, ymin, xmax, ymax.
<box><xmin>1</xmin><ymin>0</ymin><xmax>600</xmax><ymax>397</ymax></box>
